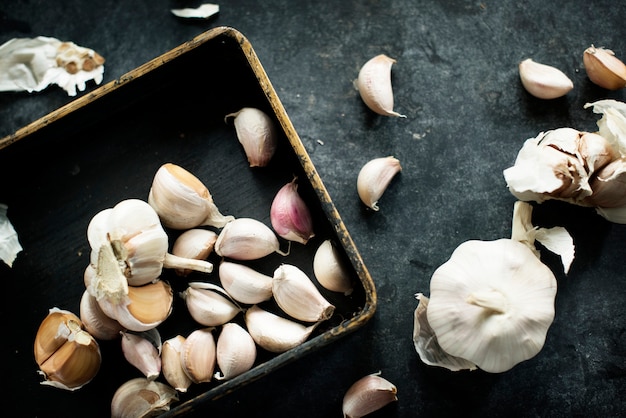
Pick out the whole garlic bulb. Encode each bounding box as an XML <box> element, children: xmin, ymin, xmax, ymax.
<box><xmin>225</xmin><ymin>107</ymin><xmax>278</xmax><ymax>167</ymax></box>
<box><xmin>355</xmin><ymin>54</ymin><xmax>406</xmax><ymax>117</ymax></box>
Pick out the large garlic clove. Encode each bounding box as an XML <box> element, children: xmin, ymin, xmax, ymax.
<box><xmin>180</xmin><ymin>327</ymin><xmax>217</xmax><ymax>384</ymax></box>
<box><xmin>79</xmin><ymin>289</ymin><xmax>124</xmax><ymax>340</ymax></box>
<box><xmin>583</xmin><ymin>46</ymin><xmax>626</xmax><ymax>91</ymax></box>
<box><xmin>272</xmin><ymin>264</ymin><xmax>335</xmax><ymax>322</ymax></box>
<box><xmin>342</xmin><ymin>372</ymin><xmax>398</xmax><ymax>418</ymax></box>
<box><xmin>355</xmin><ymin>54</ymin><xmax>406</xmax><ymax>117</ymax></box>
<box><xmin>357</xmin><ymin>156</ymin><xmax>402</xmax><ymax>211</ymax></box>
<box><xmin>171</xmin><ymin>228</ymin><xmax>218</xmax><ymax>277</ymax></box>
<box><xmin>121</xmin><ymin>329</ymin><xmax>162</xmax><ymax>381</ymax></box>
<box><xmin>224</xmin><ymin>107</ymin><xmax>278</xmax><ymax>167</ymax></box>
<box><xmin>313</xmin><ymin>239</ymin><xmax>354</xmax><ymax>295</ymax></box>
<box><xmin>245</xmin><ymin>305</ymin><xmax>319</xmax><ymax>353</ymax></box>
<box><xmin>270</xmin><ymin>177</ymin><xmax>315</xmax><ymax>244</ymax></box>
<box><xmin>214</xmin><ymin>322</ymin><xmax>257</xmax><ymax>381</ymax></box>
<box><xmin>518</xmin><ymin>58</ymin><xmax>574</xmax><ymax>99</ymax></box>
<box><xmin>214</xmin><ymin>217</ymin><xmax>289</xmax><ymax>260</ymax></box>
<box><xmin>585</xmin><ymin>157</ymin><xmax>626</xmax><ymax>208</ymax></box>
<box><xmin>148</xmin><ymin>163</ymin><xmax>235</xmax><ymax>230</ymax></box>
<box><xmin>162</xmin><ymin>335</ymin><xmax>193</xmax><ymax>392</ymax></box>
<box><xmin>181</xmin><ymin>282</ymin><xmax>242</xmax><ymax>326</ymax></box>
<box><xmin>218</xmin><ymin>260</ymin><xmax>273</xmax><ymax>305</ymax></box>
<box><xmin>110</xmin><ymin>377</ymin><xmax>178</xmax><ymax>418</ymax></box>
<box><xmin>34</xmin><ymin>308</ymin><xmax>101</xmax><ymax>391</ymax></box>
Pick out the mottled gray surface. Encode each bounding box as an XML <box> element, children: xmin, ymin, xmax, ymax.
<box><xmin>1</xmin><ymin>1</ymin><xmax>625</xmax><ymax>417</ymax></box>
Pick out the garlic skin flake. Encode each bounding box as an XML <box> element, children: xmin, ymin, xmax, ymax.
<box><xmin>0</xmin><ymin>203</ymin><xmax>23</xmax><ymax>267</ymax></box>
<box><xmin>583</xmin><ymin>46</ymin><xmax>626</xmax><ymax>91</ymax></box>
<box><xmin>0</xmin><ymin>36</ymin><xmax>105</xmax><ymax>96</ymax></box>
<box><xmin>111</xmin><ymin>377</ymin><xmax>178</xmax><ymax>418</ymax></box>
<box><xmin>342</xmin><ymin>372</ymin><xmax>398</xmax><ymax>418</ymax></box>
<box><xmin>270</xmin><ymin>177</ymin><xmax>315</xmax><ymax>244</ymax></box>
<box><xmin>518</xmin><ymin>58</ymin><xmax>573</xmax><ymax>99</ymax></box>
<box><xmin>355</xmin><ymin>54</ymin><xmax>406</xmax><ymax>117</ymax></box>
<box><xmin>357</xmin><ymin>156</ymin><xmax>402</xmax><ymax>211</ymax></box>
<box><xmin>171</xmin><ymin>3</ymin><xmax>220</xmax><ymax>19</ymax></box>
<box><xmin>225</xmin><ymin>107</ymin><xmax>278</xmax><ymax>167</ymax></box>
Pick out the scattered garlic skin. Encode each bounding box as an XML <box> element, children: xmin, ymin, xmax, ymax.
<box><xmin>270</xmin><ymin>177</ymin><xmax>315</xmax><ymax>244</ymax></box>
<box><xmin>79</xmin><ymin>289</ymin><xmax>124</xmax><ymax>340</ymax></box>
<box><xmin>583</xmin><ymin>46</ymin><xmax>626</xmax><ymax>90</ymax></box>
<box><xmin>313</xmin><ymin>239</ymin><xmax>354</xmax><ymax>295</ymax></box>
<box><xmin>356</xmin><ymin>54</ymin><xmax>406</xmax><ymax>117</ymax></box>
<box><xmin>110</xmin><ymin>377</ymin><xmax>178</xmax><ymax>418</ymax></box>
<box><xmin>357</xmin><ymin>156</ymin><xmax>402</xmax><ymax>211</ymax></box>
<box><xmin>120</xmin><ymin>330</ymin><xmax>162</xmax><ymax>381</ymax></box>
<box><xmin>518</xmin><ymin>58</ymin><xmax>574</xmax><ymax>99</ymax></box>
<box><xmin>225</xmin><ymin>107</ymin><xmax>278</xmax><ymax>167</ymax></box>
<box><xmin>181</xmin><ymin>282</ymin><xmax>242</xmax><ymax>326</ymax></box>
<box><xmin>171</xmin><ymin>228</ymin><xmax>218</xmax><ymax>276</ymax></box>
<box><xmin>214</xmin><ymin>322</ymin><xmax>257</xmax><ymax>381</ymax></box>
<box><xmin>181</xmin><ymin>327</ymin><xmax>217</xmax><ymax>384</ymax></box>
<box><xmin>218</xmin><ymin>260</ymin><xmax>274</xmax><ymax>305</ymax></box>
<box><xmin>342</xmin><ymin>372</ymin><xmax>398</xmax><ymax>418</ymax></box>
<box><xmin>162</xmin><ymin>335</ymin><xmax>193</xmax><ymax>392</ymax></box>
<box><xmin>215</xmin><ymin>217</ymin><xmax>288</xmax><ymax>260</ymax></box>
<box><xmin>34</xmin><ymin>308</ymin><xmax>101</xmax><ymax>391</ymax></box>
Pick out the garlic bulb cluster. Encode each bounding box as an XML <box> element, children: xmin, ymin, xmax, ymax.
<box><xmin>342</xmin><ymin>372</ymin><xmax>398</xmax><ymax>418</ymax></box>
<box><xmin>583</xmin><ymin>45</ymin><xmax>626</xmax><ymax>90</ymax></box>
<box><xmin>225</xmin><ymin>107</ymin><xmax>278</xmax><ymax>167</ymax></box>
<box><xmin>355</xmin><ymin>54</ymin><xmax>406</xmax><ymax>117</ymax></box>
<box><xmin>270</xmin><ymin>177</ymin><xmax>315</xmax><ymax>244</ymax></box>
<box><xmin>357</xmin><ymin>156</ymin><xmax>402</xmax><ymax>211</ymax></box>
<box><xmin>518</xmin><ymin>58</ymin><xmax>574</xmax><ymax>99</ymax></box>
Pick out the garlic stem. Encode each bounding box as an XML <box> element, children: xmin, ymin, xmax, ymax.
<box><xmin>466</xmin><ymin>289</ymin><xmax>507</xmax><ymax>314</ymax></box>
<box><xmin>163</xmin><ymin>252</ymin><xmax>213</xmax><ymax>274</ymax></box>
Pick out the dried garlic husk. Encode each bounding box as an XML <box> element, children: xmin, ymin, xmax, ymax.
<box><xmin>342</xmin><ymin>372</ymin><xmax>398</xmax><ymax>418</ymax></box>
<box><xmin>313</xmin><ymin>239</ymin><xmax>354</xmax><ymax>295</ymax></box>
<box><xmin>162</xmin><ymin>335</ymin><xmax>192</xmax><ymax>392</ymax></box>
<box><xmin>225</xmin><ymin>107</ymin><xmax>278</xmax><ymax>167</ymax></box>
<box><xmin>181</xmin><ymin>282</ymin><xmax>242</xmax><ymax>326</ymax></box>
<box><xmin>121</xmin><ymin>329</ymin><xmax>162</xmax><ymax>381</ymax></box>
<box><xmin>518</xmin><ymin>58</ymin><xmax>574</xmax><ymax>99</ymax></box>
<box><xmin>245</xmin><ymin>305</ymin><xmax>319</xmax><ymax>353</ymax></box>
<box><xmin>214</xmin><ymin>323</ymin><xmax>257</xmax><ymax>381</ymax></box>
<box><xmin>0</xmin><ymin>36</ymin><xmax>105</xmax><ymax>96</ymax></box>
<box><xmin>171</xmin><ymin>228</ymin><xmax>218</xmax><ymax>276</ymax></box>
<box><xmin>181</xmin><ymin>327</ymin><xmax>217</xmax><ymax>384</ymax></box>
<box><xmin>0</xmin><ymin>203</ymin><xmax>22</xmax><ymax>267</ymax></box>
<box><xmin>584</xmin><ymin>99</ymin><xmax>626</xmax><ymax>155</ymax></box>
<box><xmin>583</xmin><ymin>46</ymin><xmax>626</xmax><ymax>90</ymax></box>
<box><xmin>355</xmin><ymin>54</ymin><xmax>406</xmax><ymax>117</ymax></box>
<box><xmin>111</xmin><ymin>377</ymin><xmax>178</xmax><ymax>418</ymax></box>
<box><xmin>218</xmin><ymin>260</ymin><xmax>273</xmax><ymax>305</ymax></box>
<box><xmin>270</xmin><ymin>177</ymin><xmax>315</xmax><ymax>244</ymax></box>
<box><xmin>215</xmin><ymin>217</ymin><xmax>289</xmax><ymax>260</ymax></box>
<box><xmin>357</xmin><ymin>156</ymin><xmax>402</xmax><ymax>211</ymax></box>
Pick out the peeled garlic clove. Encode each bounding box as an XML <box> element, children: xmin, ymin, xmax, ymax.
<box><xmin>518</xmin><ymin>58</ymin><xmax>574</xmax><ymax>99</ymax></box>
<box><xmin>272</xmin><ymin>264</ymin><xmax>335</xmax><ymax>322</ymax></box>
<box><xmin>355</xmin><ymin>54</ymin><xmax>406</xmax><ymax>117</ymax></box>
<box><xmin>313</xmin><ymin>239</ymin><xmax>354</xmax><ymax>295</ymax></box>
<box><xmin>583</xmin><ymin>46</ymin><xmax>626</xmax><ymax>90</ymax></box>
<box><xmin>181</xmin><ymin>282</ymin><xmax>242</xmax><ymax>326</ymax></box>
<box><xmin>244</xmin><ymin>305</ymin><xmax>319</xmax><ymax>353</ymax></box>
<box><xmin>342</xmin><ymin>372</ymin><xmax>398</xmax><ymax>418</ymax></box>
<box><xmin>181</xmin><ymin>327</ymin><xmax>217</xmax><ymax>384</ymax></box>
<box><xmin>148</xmin><ymin>162</ymin><xmax>235</xmax><ymax>229</ymax></box>
<box><xmin>219</xmin><ymin>260</ymin><xmax>273</xmax><ymax>304</ymax></box>
<box><xmin>225</xmin><ymin>107</ymin><xmax>278</xmax><ymax>167</ymax></box>
<box><xmin>121</xmin><ymin>329</ymin><xmax>162</xmax><ymax>380</ymax></box>
<box><xmin>162</xmin><ymin>335</ymin><xmax>192</xmax><ymax>392</ymax></box>
<box><xmin>215</xmin><ymin>217</ymin><xmax>289</xmax><ymax>260</ymax></box>
<box><xmin>34</xmin><ymin>308</ymin><xmax>101</xmax><ymax>391</ymax></box>
<box><xmin>214</xmin><ymin>323</ymin><xmax>257</xmax><ymax>381</ymax></box>
<box><xmin>357</xmin><ymin>156</ymin><xmax>402</xmax><ymax>211</ymax></box>
<box><xmin>270</xmin><ymin>177</ymin><xmax>315</xmax><ymax>244</ymax></box>
<box><xmin>111</xmin><ymin>377</ymin><xmax>178</xmax><ymax>418</ymax></box>
<box><xmin>79</xmin><ymin>289</ymin><xmax>124</xmax><ymax>340</ymax></box>
<box><xmin>171</xmin><ymin>228</ymin><xmax>218</xmax><ymax>276</ymax></box>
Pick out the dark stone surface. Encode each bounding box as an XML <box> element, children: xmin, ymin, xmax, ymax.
<box><xmin>1</xmin><ymin>1</ymin><xmax>625</xmax><ymax>417</ymax></box>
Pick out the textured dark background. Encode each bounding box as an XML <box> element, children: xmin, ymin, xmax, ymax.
<box><xmin>1</xmin><ymin>1</ymin><xmax>626</xmax><ymax>417</ymax></box>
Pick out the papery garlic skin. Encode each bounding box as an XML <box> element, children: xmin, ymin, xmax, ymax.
<box><xmin>181</xmin><ymin>327</ymin><xmax>217</xmax><ymax>384</ymax></box>
<box><xmin>181</xmin><ymin>282</ymin><xmax>241</xmax><ymax>326</ymax></box>
<box><xmin>121</xmin><ymin>330</ymin><xmax>162</xmax><ymax>380</ymax></box>
<box><xmin>313</xmin><ymin>239</ymin><xmax>354</xmax><ymax>295</ymax></box>
<box><xmin>342</xmin><ymin>372</ymin><xmax>398</xmax><ymax>418</ymax></box>
<box><xmin>0</xmin><ymin>203</ymin><xmax>22</xmax><ymax>267</ymax></box>
<box><xmin>245</xmin><ymin>305</ymin><xmax>319</xmax><ymax>353</ymax></box>
<box><xmin>219</xmin><ymin>261</ymin><xmax>274</xmax><ymax>304</ymax></box>
<box><xmin>215</xmin><ymin>323</ymin><xmax>257</xmax><ymax>381</ymax></box>
<box><xmin>518</xmin><ymin>58</ymin><xmax>574</xmax><ymax>99</ymax></box>
<box><xmin>357</xmin><ymin>156</ymin><xmax>402</xmax><ymax>211</ymax></box>
<box><xmin>583</xmin><ymin>46</ymin><xmax>626</xmax><ymax>91</ymax></box>
<box><xmin>111</xmin><ymin>377</ymin><xmax>178</xmax><ymax>418</ymax></box>
<box><xmin>355</xmin><ymin>54</ymin><xmax>406</xmax><ymax>117</ymax></box>
<box><xmin>215</xmin><ymin>217</ymin><xmax>288</xmax><ymax>260</ymax></box>
<box><xmin>584</xmin><ymin>99</ymin><xmax>626</xmax><ymax>155</ymax></box>
<box><xmin>162</xmin><ymin>335</ymin><xmax>193</xmax><ymax>392</ymax></box>
<box><xmin>270</xmin><ymin>177</ymin><xmax>315</xmax><ymax>244</ymax></box>
<box><xmin>225</xmin><ymin>107</ymin><xmax>278</xmax><ymax>167</ymax></box>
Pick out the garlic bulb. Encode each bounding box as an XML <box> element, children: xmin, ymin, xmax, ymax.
<box><xmin>224</xmin><ymin>107</ymin><xmax>278</xmax><ymax>167</ymax></box>
<box><xmin>355</xmin><ymin>54</ymin><xmax>406</xmax><ymax>117</ymax></box>
<box><xmin>214</xmin><ymin>217</ymin><xmax>289</xmax><ymax>260</ymax></box>
<box><xmin>171</xmin><ymin>228</ymin><xmax>218</xmax><ymax>277</ymax></box>
<box><xmin>181</xmin><ymin>327</ymin><xmax>217</xmax><ymax>384</ymax></box>
<box><xmin>313</xmin><ymin>239</ymin><xmax>354</xmax><ymax>295</ymax></box>
<box><xmin>120</xmin><ymin>329</ymin><xmax>162</xmax><ymax>381</ymax></box>
<box><xmin>245</xmin><ymin>305</ymin><xmax>319</xmax><ymax>353</ymax></box>
<box><xmin>181</xmin><ymin>282</ymin><xmax>242</xmax><ymax>326</ymax></box>
<box><xmin>79</xmin><ymin>289</ymin><xmax>124</xmax><ymax>340</ymax></box>
<box><xmin>270</xmin><ymin>177</ymin><xmax>315</xmax><ymax>244</ymax></box>
<box><xmin>218</xmin><ymin>260</ymin><xmax>273</xmax><ymax>305</ymax></box>
<box><xmin>148</xmin><ymin>162</ymin><xmax>234</xmax><ymax>229</ymax></box>
<box><xmin>214</xmin><ymin>322</ymin><xmax>257</xmax><ymax>381</ymax></box>
<box><xmin>162</xmin><ymin>335</ymin><xmax>193</xmax><ymax>392</ymax></box>
<box><xmin>342</xmin><ymin>372</ymin><xmax>398</xmax><ymax>418</ymax></box>
<box><xmin>583</xmin><ymin>46</ymin><xmax>626</xmax><ymax>90</ymax></box>
<box><xmin>111</xmin><ymin>377</ymin><xmax>178</xmax><ymax>418</ymax></box>
<box><xmin>357</xmin><ymin>156</ymin><xmax>402</xmax><ymax>211</ymax></box>
<box><xmin>34</xmin><ymin>308</ymin><xmax>101</xmax><ymax>391</ymax></box>
<box><xmin>518</xmin><ymin>58</ymin><xmax>574</xmax><ymax>99</ymax></box>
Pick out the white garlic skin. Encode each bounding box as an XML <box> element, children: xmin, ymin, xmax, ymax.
<box><xmin>518</xmin><ymin>58</ymin><xmax>574</xmax><ymax>99</ymax></box>
<box><xmin>214</xmin><ymin>322</ymin><xmax>257</xmax><ymax>381</ymax></box>
<box><xmin>214</xmin><ymin>217</ymin><xmax>288</xmax><ymax>260</ymax></box>
<box><xmin>218</xmin><ymin>260</ymin><xmax>274</xmax><ymax>305</ymax></box>
<box><xmin>313</xmin><ymin>239</ymin><xmax>354</xmax><ymax>295</ymax></box>
<box><xmin>356</xmin><ymin>54</ymin><xmax>406</xmax><ymax>117</ymax></box>
<box><xmin>245</xmin><ymin>305</ymin><xmax>319</xmax><ymax>353</ymax></box>
<box><xmin>225</xmin><ymin>107</ymin><xmax>278</xmax><ymax>167</ymax></box>
<box><xmin>357</xmin><ymin>156</ymin><xmax>402</xmax><ymax>211</ymax></box>
<box><xmin>111</xmin><ymin>377</ymin><xmax>178</xmax><ymax>418</ymax></box>
<box><xmin>270</xmin><ymin>177</ymin><xmax>315</xmax><ymax>244</ymax></box>
<box><xmin>342</xmin><ymin>372</ymin><xmax>398</xmax><ymax>418</ymax></box>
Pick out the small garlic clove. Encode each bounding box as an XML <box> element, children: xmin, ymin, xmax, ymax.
<box><xmin>245</xmin><ymin>305</ymin><xmax>320</xmax><ymax>353</ymax></box>
<box><xmin>225</xmin><ymin>107</ymin><xmax>278</xmax><ymax>167</ymax></box>
<box><xmin>518</xmin><ymin>58</ymin><xmax>574</xmax><ymax>99</ymax></box>
<box><xmin>342</xmin><ymin>372</ymin><xmax>398</xmax><ymax>418</ymax></box>
<box><xmin>181</xmin><ymin>282</ymin><xmax>242</xmax><ymax>326</ymax></box>
<box><xmin>357</xmin><ymin>156</ymin><xmax>402</xmax><ymax>211</ymax></box>
<box><xmin>270</xmin><ymin>177</ymin><xmax>315</xmax><ymax>244</ymax></box>
<box><xmin>120</xmin><ymin>329</ymin><xmax>162</xmax><ymax>381</ymax></box>
<box><xmin>111</xmin><ymin>377</ymin><xmax>178</xmax><ymax>418</ymax></box>
<box><xmin>162</xmin><ymin>335</ymin><xmax>193</xmax><ymax>392</ymax></box>
<box><xmin>583</xmin><ymin>46</ymin><xmax>626</xmax><ymax>91</ymax></box>
<box><xmin>148</xmin><ymin>162</ymin><xmax>235</xmax><ymax>229</ymax></box>
<box><xmin>214</xmin><ymin>217</ymin><xmax>289</xmax><ymax>260</ymax></box>
<box><xmin>214</xmin><ymin>323</ymin><xmax>257</xmax><ymax>381</ymax></box>
<box><xmin>218</xmin><ymin>260</ymin><xmax>273</xmax><ymax>304</ymax></box>
<box><xmin>181</xmin><ymin>327</ymin><xmax>217</xmax><ymax>384</ymax></box>
<box><xmin>355</xmin><ymin>54</ymin><xmax>406</xmax><ymax>117</ymax></box>
<box><xmin>313</xmin><ymin>239</ymin><xmax>354</xmax><ymax>295</ymax></box>
<box><xmin>171</xmin><ymin>228</ymin><xmax>218</xmax><ymax>277</ymax></box>
<box><xmin>79</xmin><ymin>289</ymin><xmax>124</xmax><ymax>340</ymax></box>
<box><xmin>272</xmin><ymin>264</ymin><xmax>335</xmax><ymax>322</ymax></box>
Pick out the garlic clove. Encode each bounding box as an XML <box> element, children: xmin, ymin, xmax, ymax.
<box><xmin>180</xmin><ymin>327</ymin><xmax>217</xmax><ymax>384</ymax></box>
<box><xmin>313</xmin><ymin>239</ymin><xmax>354</xmax><ymax>295</ymax></box>
<box><xmin>272</xmin><ymin>263</ymin><xmax>335</xmax><ymax>322</ymax></box>
<box><xmin>357</xmin><ymin>156</ymin><xmax>402</xmax><ymax>211</ymax></box>
<box><xmin>181</xmin><ymin>282</ymin><xmax>242</xmax><ymax>326</ymax></box>
<box><xmin>214</xmin><ymin>322</ymin><xmax>257</xmax><ymax>381</ymax></box>
<box><xmin>342</xmin><ymin>372</ymin><xmax>398</xmax><ymax>418</ymax></box>
<box><xmin>518</xmin><ymin>58</ymin><xmax>574</xmax><ymax>99</ymax></box>
<box><xmin>111</xmin><ymin>377</ymin><xmax>178</xmax><ymax>418</ymax></box>
<box><xmin>583</xmin><ymin>46</ymin><xmax>626</xmax><ymax>91</ymax></box>
<box><xmin>79</xmin><ymin>289</ymin><xmax>124</xmax><ymax>340</ymax></box>
<box><xmin>162</xmin><ymin>335</ymin><xmax>193</xmax><ymax>392</ymax></box>
<box><xmin>218</xmin><ymin>260</ymin><xmax>273</xmax><ymax>305</ymax></box>
<box><xmin>355</xmin><ymin>54</ymin><xmax>406</xmax><ymax>117</ymax></box>
<box><xmin>171</xmin><ymin>228</ymin><xmax>218</xmax><ymax>277</ymax></box>
<box><xmin>224</xmin><ymin>107</ymin><xmax>278</xmax><ymax>167</ymax></box>
<box><xmin>270</xmin><ymin>177</ymin><xmax>315</xmax><ymax>244</ymax></box>
<box><xmin>214</xmin><ymin>217</ymin><xmax>289</xmax><ymax>260</ymax></box>
<box><xmin>120</xmin><ymin>329</ymin><xmax>162</xmax><ymax>381</ymax></box>
<box><xmin>148</xmin><ymin>162</ymin><xmax>235</xmax><ymax>229</ymax></box>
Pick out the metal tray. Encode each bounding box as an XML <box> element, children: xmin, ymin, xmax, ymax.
<box><xmin>0</xmin><ymin>26</ymin><xmax>376</xmax><ymax>417</ymax></box>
